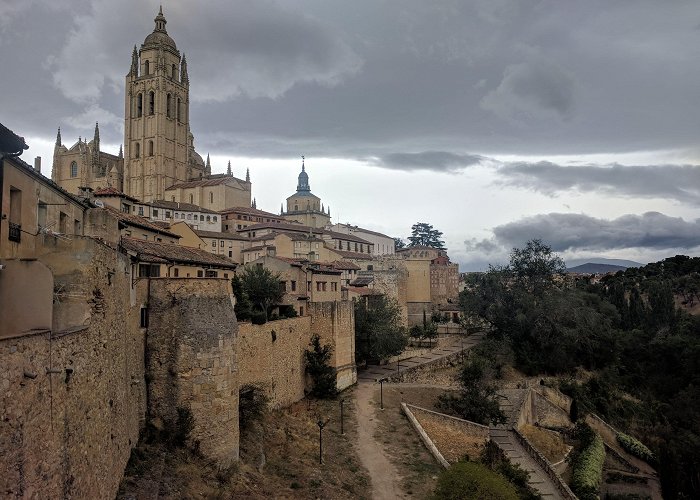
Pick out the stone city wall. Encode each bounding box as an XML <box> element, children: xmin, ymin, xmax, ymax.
<box><xmin>0</xmin><ymin>238</ymin><xmax>146</xmax><ymax>500</ymax></box>
<box><xmin>146</xmin><ymin>278</ymin><xmax>239</xmax><ymax>468</ymax></box>
<box><xmin>309</xmin><ymin>301</ymin><xmax>356</xmax><ymax>390</ymax></box>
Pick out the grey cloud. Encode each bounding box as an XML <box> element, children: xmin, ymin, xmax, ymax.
<box><xmin>481</xmin><ymin>60</ymin><xmax>575</xmax><ymax>123</ymax></box>
<box><xmin>497</xmin><ymin>161</ymin><xmax>700</xmax><ymax>204</ymax></box>
<box><xmin>366</xmin><ymin>151</ymin><xmax>484</xmax><ymax>172</ymax></box>
<box><xmin>464</xmin><ymin>237</ymin><xmax>501</xmax><ymax>254</ymax></box>
<box><xmin>488</xmin><ymin>212</ymin><xmax>700</xmax><ymax>253</ymax></box>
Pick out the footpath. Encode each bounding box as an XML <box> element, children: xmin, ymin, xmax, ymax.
<box><xmin>353</xmin><ymin>333</ymin><xmax>483</xmax><ymax>500</ymax></box>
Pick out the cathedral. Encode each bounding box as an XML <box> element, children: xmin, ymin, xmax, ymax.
<box><xmin>52</xmin><ymin>7</ymin><xmax>251</xmax><ymax>211</ymax></box>
<box><xmin>280</xmin><ymin>157</ymin><xmax>331</xmax><ymax>228</ymax></box>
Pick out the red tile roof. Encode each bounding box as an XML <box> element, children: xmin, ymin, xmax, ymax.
<box><xmin>102</xmin><ymin>207</ymin><xmax>180</xmax><ymax>238</ymax></box>
<box><xmin>333</xmin><ymin>249</ymin><xmax>374</xmax><ymax>260</ymax></box>
<box><xmin>343</xmin><ymin>286</ymin><xmax>381</xmax><ymax>296</ymax></box>
<box><xmin>220</xmin><ymin>206</ymin><xmax>281</xmax><ymax>218</ymax></box>
<box><xmin>121</xmin><ymin>237</ymin><xmax>237</xmax><ymax>269</ymax></box>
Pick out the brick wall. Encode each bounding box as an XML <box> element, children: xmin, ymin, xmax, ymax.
<box><xmin>0</xmin><ymin>238</ymin><xmax>146</xmax><ymax>499</ymax></box>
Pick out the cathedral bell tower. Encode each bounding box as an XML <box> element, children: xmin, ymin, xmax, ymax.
<box><xmin>123</xmin><ymin>7</ymin><xmax>201</xmax><ymax>202</ymax></box>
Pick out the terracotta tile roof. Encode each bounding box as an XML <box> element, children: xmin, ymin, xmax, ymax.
<box><xmin>330</xmin><ymin>260</ymin><xmax>361</xmax><ymax>270</ymax></box>
<box><xmin>350</xmin><ymin>276</ymin><xmax>374</xmax><ymax>286</ymax></box>
<box><xmin>220</xmin><ymin>206</ymin><xmax>281</xmax><ymax>218</ymax></box>
<box><xmin>165</xmin><ymin>176</ymin><xmax>246</xmax><ymax>190</ymax></box>
<box><xmin>343</xmin><ymin>286</ymin><xmax>381</xmax><ymax>296</ymax></box>
<box><xmin>238</xmin><ymin>221</ymin><xmax>320</xmax><ymax>234</ymax></box>
<box><xmin>335</xmin><ymin>225</ymin><xmax>392</xmax><ymax>239</ymax></box>
<box><xmin>103</xmin><ymin>207</ymin><xmax>180</xmax><ymax>238</ymax></box>
<box><xmin>242</xmin><ymin>245</ymin><xmax>270</xmax><ymax>253</ymax></box>
<box><xmin>195</xmin><ymin>229</ymin><xmax>249</xmax><ymax>241</ymax></box>
<box><xmin>397</xmin><ymin>245</ymin><xmax>443</xmax><ymax>252</ymax></box>
<box><xmin>121</xmin><ymin>237</ymin><xmax>237</xmax><ymax>269</ymax></box>
<box><xmin>322</xmin><ymin>229</ymin><xmax>372</xmax><ymax>244</ymax></box>
<box><xmin>148</xmin><ymin>200</ymin><xmax>217</xmax><ymax>213</ymax></box>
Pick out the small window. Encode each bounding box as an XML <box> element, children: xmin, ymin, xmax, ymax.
<box><xmin>291</xmin><ymin>280</ymin><xmax>297</xmax><ymax>291</ymax></box>
<box><xmin>307</xmin><ymin>281</ymin><xmax>311</xmax><ymax>291</ymax></box>
<box><xmin>187</xmin><ymin>214</ymin><xmax>192</xmax><ymax>220</ymax></box>
<box><xmin>177</xmin><ymin>98</ymin><xmax>181</xmax><ymax>121</ymax></box>
<box><xmin>149</xmin><ymin>91</ymin><xmax>155</xmax><ymax>115</ymax></box>
<box><xmin>144</xmin><ymin>60</ymin><xmax>150</xmax><ymax>75</ymax></box>
<box><xmin>140</xmin><ymin>307</ymin><xmax>149</xmax><ymax>328</ymax></box>
<box><xmin>70</xmin><ymin>161</ymin><xmax>78</xmax><ymax>178</ymax></box>
<box><xmin>299</xmin><ymin>306</ymin><xmax>304</xmax><ymax>316</ymax></box>
<box><xmin>189</xmin><ymin>194</ymin><xmax>193</xmax><ymax>204</ymax></box>
<box><xmin>220</xmin><ymin>240</ymin><xmax>224</xmax><ymax>247</ymax></box>
<box><xmin>200</xmin><ymin>215</ymin><xmax>204</xmax><ymax>221</ymax></box>
<box><xmin>210</xmin><ymin>192</ymin><xmax>214</xmax><ymax>204</ymax></box>
<box><xmin>148</xmin><ymin>140</ymin><xmax>154</xmax><ymax>156</ymax></box>
<box><xmin>135</xmin><ymin>142</ymin><xmax>140</xmax><ymax>158</ymax></box>
<box><xmin>173</xmin><ymin>268</ymin><xmax>179</xmax><ymax>277</ymax></box>
<box><xmin>213</xmin><ymin>216</ymin><xmax>218</xmax><ymax>222</ymax></box>
<box><xmin>166</xmin><ymin>93</ymin><xmax>172</xmax><ymax>118</ymax></box>
<box><xmin>197</xmin><ymin>270</ymin><xmax>203</xmax><ymax>277</ymax></box>
<box><xmin>279</xmin><ymin>281</ymin><xmax>287</xmax><ymax>293</ymax></box>
<box><xmin>172</xmin><ymin>64</ymin><xmax>177</xmax><ymax>79</ymax></box>
<box><xmin>205</xmin><ymin>270</ymin><xmax>218</xmax><ymax>278</ymax></box>
<box><xmin>212</xmin><ymin>240</ymin><xmax>216</xmax><ymax>247</ymax></box>
<box><xmin>165</xmin><ymin>211</ymin><xmax>170</xmax><ymax>218</ymax></box>
<box><xmin>331</xmin><ymin>282</ymin><xmax>337</xmax><ymax>292</ymax></box>
<box><xmin>224</xmin><ymin>273</ymin><xmax>229</xmax><ymax>279</ymax></box>
<box><xmin>206</xmin><ymin>215</ymin><xmax>211</xmax><ymax>222</ymax></box>
<box><xmin>136</xmin><ymin>93</ymin><xmax>143</xmax><ymax>118</ymax></box>
<box><xmin>153</xmin><ymin>209</ymin><xmax>159</xmax><ymax>217</ymax></box>
<box><xmin>138</xmin><ymin>206</ymin><xmax>144</xmax><ymax>216</ymax></box>
<box><xmin>228</xmin><ymin>251</ymin><xmax>232</xmax><ymax>257</ymax></box>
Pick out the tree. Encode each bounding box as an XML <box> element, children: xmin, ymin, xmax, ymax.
<box><xmin>235</xmin><ymin>265</ymin><xmax>284</xmax><ymax>322</ymax></box>
<box><xmin>354</xmin><ymin>295</ymin><xmax>407</xmax><ymax>363</ymax></box>
<box><xmin>509</xmin><ymin>239</ymin><xmax>565</xmax><ymax>296</ymax></box>
<box><xmin>407</xmin><ymin>222</ymin><xmax>446</xmax><ymax>249</ymax></box>
<box><xmin>394</xmin><ymin>237</ymin><xmax>406</xmax><ymax>249</ymax></box>
<box><xmin>305</xmin><ymin>334</ymin><xmax>338</xmax><ymax>398</ymax></box>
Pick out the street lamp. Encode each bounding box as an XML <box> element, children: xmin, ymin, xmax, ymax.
<box><xmin>379</xmin><ymin>379</ymin><xmax>384</xmax><ymax>410</ymax></box>
<box><xmin>339</xmin><ymin>399</ymin><xmax>345</xmax><ymax>435</ymax></box>
<box><xmin>317</xmin><ymin>418</ymin><xmax>330</xmax><ymax>464</ymax></box>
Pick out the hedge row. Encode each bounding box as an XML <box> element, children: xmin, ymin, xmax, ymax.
<box><xmin>572</xmin><ymin>432</ymin><xmax>605</xmax><ymax>500</ymax></box>
<box><xmin>616</xmin><ymin>431</ymin><xmax>656</xmax><ymax>464</ymax></box>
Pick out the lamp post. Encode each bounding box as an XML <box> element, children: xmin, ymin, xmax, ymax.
<box><xmin>379</xmin><ymin>379</ymin><xmax>384</xmax><ymax>410</ymax></box>
<box><xmin>339</xmin><ymin>399</ymin><xmax>345</xmax><ymax>435</ymax></box>
<box><xmin>317</xmin><ymin>418</ymin><xmax>329</xmax><ymax>464</ymax></box>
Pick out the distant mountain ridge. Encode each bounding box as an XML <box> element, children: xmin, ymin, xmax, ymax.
<box><xmin>565</xmin><ymin>257</ymin><xmax>643</xmax><ymax>268</ymax></box>
<box><xmin>566</xmin><ymin>263</ymin><xmax>628</xmax><ymax>274</ymax></box>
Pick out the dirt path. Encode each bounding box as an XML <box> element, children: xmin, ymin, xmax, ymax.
<box><xmin>354</xmin><ymin>381</ymin><xmax>406</xmax><ymax>500</ymax></box>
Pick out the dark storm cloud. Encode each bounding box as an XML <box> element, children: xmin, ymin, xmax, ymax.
<box><xmin>497</xmin><ymin>162</ymin><xmax>700</xmax><ymax>204</ymax></box>
<box><xmin>5</xmin><ymin>1</ymin><xmax>700</xmax><ymax>160</ymax></box>
<box><xmin>367</xmin><ymin>151</ymin><xmax>484</xmax><ymax>172</ymax></box>
<box><xmin>481</xmin><ymin>212</ymin><xmax>700</xmax><ymax>253</ymax></box>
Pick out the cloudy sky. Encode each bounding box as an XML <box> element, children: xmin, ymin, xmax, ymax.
<box><xmin>3</xmin><ymin>0</ymin><xmax>700</xmax><ymax>270</ymax></box>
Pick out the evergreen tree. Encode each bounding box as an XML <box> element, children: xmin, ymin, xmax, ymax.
<box><xmin>407</xmin><ymin>222</ymin><xmax>446</xmax><ymax>249</ymax></box>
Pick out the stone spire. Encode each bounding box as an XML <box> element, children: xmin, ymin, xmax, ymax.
<box><xmin>206</xmin><ymin>153</ymin><xmax>211</xmax><ymax>169</ymax></box>
<box><xmin>94</xmin><ymin>122</ymin><xmax>100</xmax><ymax>147</ymax></box>
<box><xmin>227</xmin><ymin>160</ymin><xmax>232</xmax><ymax>176</ymax></box>
<box><xmin>93</xmin><ymin>122</ymin><xmax>100</xmax><ymax>164</ymax></box>
<box><xmin>181</xmin><ymin>53</ymin><xmax>189</xmax><ymax>84</ymax></box>
<box><xmin>321</xmin><ymin>203</ymin><xmax>324</xmax><ymax>213</ymax></box>
<box><xmin>55</xmin><ymin>127</ymin><xmax>61</xmax><ymax>147</ymax></box>
<box><xmin>118</xmin><ymin>144</ymin><xmax>123</xmax><ymax>158</ymax></box>
<box><xmin>252</xmin><ymin>198</ymin><xmax>257</xmax><ymax>209</ymax></box>
<box><xmin>246</xmin><ymin>167</ymin><xmax>250</xmax><ymax>182</ymax></box>
<box><xmin>280</xmin><ymin>203</ymin><xmax>284</xmax><ymax>214</ymax></box>
<box><xmin>327</xmin><ymin>206</ymin><xmax>330</xmax><ymax>216</ymax></box>
<box><xmin>130</xmin><ymin>45</ymin><xmax>138</xmax><ymax>76</ymax></box>
<box><xmin>154</xmin><ymin>5</ymin><xmax>167</xmax><ymax>33</ymax></box>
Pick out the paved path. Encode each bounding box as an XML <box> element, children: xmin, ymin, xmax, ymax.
<box><xmin>489</xmin><ymin>426</ymin><xmax>562</xmax><ymax>499</ymax></box>
<box><xmin>358</xmin><ymin>332</ymin><xmax>485</xmax><ymax>383</ymax></box>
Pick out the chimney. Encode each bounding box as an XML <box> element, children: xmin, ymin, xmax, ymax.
<box><xmin>34</xmin><ymin>156</ymin><xmax>41</xmax><ymax>173</ymax></box>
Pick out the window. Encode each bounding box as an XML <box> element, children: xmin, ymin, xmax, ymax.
<box><xmin>279</xmin><ymin>281</ymin><xmax>287</xmax><ymax>293</ymax></box>
<box><xmin>59</xmin><ymin>212</ymin><xmax>67</xmax><ymax>234</ymax></box>
<box><xmin>153</xmin><ymin>209</ymin><xmax>159</xmax><ymax>217</ymax></box>
<box><xmin>148</xmin><ymin>140</ymin><xmax>154</xmax><ymax>156</ymax></box>
<box><xmin>37</xmin><ymin>202</ymin><xmax>47</xmax><ymax>228</ymax></box>
<box><xmin>135</xmin><ymin>142</ymin><xmax>140</xmax><ymax>158</ymax></box>
<box><xmin>228</xmin><ymin>251</ymin><xmax>232</xmax><ymax>257</ymax></box>
<box><xmin>307</xmin><ymin>281</ymin><xmax>311</xmax><ymax>291</ymax></box>
<box><xmin>187</xmin><ymin>214</ymin><xmax>192</xmax><ymax>220</ymax></box>
<box><xmin>213</xmin><ymin>216</ymin><xmax>218</xmax><ymax>222</ymax></box>
<box><xmin>136</xmin><ymin>93</ymin><xmax>143</xmax><ymax>118</ymax></box>
<box><xmin>206</xmin><ymin>215</ymin><xmax>211</xmax><ymax>222</ymax></box>
<box><xmin>69</xmin><ymin>161</ymin><xmax>78</xmax><ymax>178</ymax></box>
<box><xmin>210</xmin><ymin>192</ymin><xmax>214</xmax><ymax>204</ymax></box>
<box><xmin>173</xmin><ymin>268</ymin><xmax>179</xmax><ymax>277</ymax></box>
<box><xmin>144</xmin><ymin>60</ymin><xmax>150</xmax><ymax>75</ymax></box>
<box><xmin>291</xmin><ymin>280</ymin><xmax>297</xmax><ymax>291</ymax></box>
<box><xmin>300</xmin><ymin>306</ymin><xmax>304</xmax><ymax>316</ymax></box>
<box><xmin>140</xmin><ymin>307</ymin><xmax>149</xmax><ymax>328</ymax></box>
<box><xmin>8</xmin><ymin>187</ymin><xmax>21</xmax><ymax>242</ymax></box>
<box><xmin>172</xmin><ymin>64</ymin><xmax>177</xmax><ymax>79</ymax></box>
<box><xmin>211</xmin><ymin>240</ymin><xmax>216</xmax><ymax>247</ymax></box>
<box><xmin>355</xmin><ymin>243</ymin><xmax>358</xmax><ymax>252</ymax></box>
<box><xmin>224</xmin><ymin>273</ymin><xmax>229</xmax><ymax>279</ymax></box>
<box><xmin>138</xmin><ymin>264</ymin><xmax>160</xmax><ymax>277</ymax></box>
<box><xmin>367</xmin><ymin>265</ymin><xmax>374</xmax><ymax>271</ymax></box>
<box><xmin>197</xmin><ymin>270</ymin><xmax>203</xmax><ymax>277</ymax></box>
<box><xmin>200</xmin><ymin>215</ymin><xmax>204</xmax><ymax>221</ymax></box>
<box><xmin>166</xmin><ymin>93</ymin><xmax>172</xmax><ymax>118</ymax></box>
<box><xmin>138</xmin><ymin>206</ymin><xmax>144</xmax><ymax>216</ymax></box>
<box><xmin>165</xmin><ymin>211</ymin><xmax>170</xmax><ymax>218</ymax></box>
<box><xmin>331</xmin><ymin>282</ymin><xmax>337</xmax><ymax>292</ymax></box>
<box><xmin>189</xmin><ymin>194</ymin><xmax>193</xmax><ymax>204</ymax></box>
<box><xmin>205</xmin><ymin>270</ymin><xmax>218</xmax><ymax>278</ymax></box>
<box><xmin>148</xmin><ymin>91</ymin><xmax>155</xmax><ymax>115</ymax></box>
<box><xmin>220</xmin><ymin>240</ymin><xmax>224</xmax><ymax>247</ymax></box>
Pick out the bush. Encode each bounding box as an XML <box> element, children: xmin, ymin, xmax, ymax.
<box><xmin>304</xmin><ymin>334</ymin><xmax>338</xmax><ymax>398</ymax></box>
<box><xmin>250</xmin><ymin>310</ymin><xmax>267</xmax><ymax>325</ymax></box>
<box><xmin>432</xmin><ymin>461</ymin><xmax>520</xmax><ymax>500</ymax></box>
<box><xmin>172</xmin><ymin>406</ymin><xmax>195</xmax><ymax>448</ymax></box>
<box><xmin>617</xmin><ymin>432</ymin><xmax>656</xmax><ymax>464</ymax></box>
<box><xmin>572</xmin><ymin>431</ymin><xmax>605</xmax><ymax>500</ymax></box>
<box><xmin>238</xmin><ymin>384</ymin><xmax>269</xmax><ymax>431</ymax></box>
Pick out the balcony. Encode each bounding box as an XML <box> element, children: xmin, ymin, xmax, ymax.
<box><xmin>8</xmin><ymin>222</ymin><xmax>21</xmax><ymax>243</ymax></box>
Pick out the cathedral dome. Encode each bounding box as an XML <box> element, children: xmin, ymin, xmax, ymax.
<box><xmin>143</xmin><ymin>7</ymin><xmax>177</xmax><ymax>51</ymax></box>
<box><xmin>297</xmin><ymin>158</ymin><xmax>310</xmax><ymax>193</ymax></box>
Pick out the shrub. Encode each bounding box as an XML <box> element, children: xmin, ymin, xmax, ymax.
<box><xmin>432</xmin><ymin>461</ymin><xmax>519</xmax><ymax>500</ymax></box>
<box><xmin>172</xmin><ymin>406</ymin><xmax>195</xmax><ymax>448</ymax></box>
<box><xmin>304</xmin><ymin>334</ymin><xmax>338</xmax><ymax>398</ymax></box>
<box><xmin>250</xmin><ymin>310</ymin><xmax>267</xmax><ymax>325</ymax></box>
<box><xmin>572</xmin><ymin>431</ymin><xmax>605</xmax><ymax>500</ymax></box>
<box><xmin>238</xmin><ymin>384</ymin><xmax>269</xmax><ymax>431</ymax></box>
<box><xmin>617</xmin><ymin>432</ymin><xmax>656</xmax><ymax>464</ymax></box>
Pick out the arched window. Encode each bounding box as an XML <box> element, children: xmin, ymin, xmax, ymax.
<box><xmin>199</xmin><ymin>215</ymin><xmax>204</xmax><ymax>221</ymax></box>
<box><xmin>172</xmin><ymin>64</ymin><xmax>177</xmax><ymax>79</ymax></box>
<box><xmin>210</xmin><ymin>192</ymin><xmax>214</xmax><ymax>204</ymax></box>
<box><xmin>136</xmin><ymin>93</ymin><xmax>143</xmax><ymax>118</ymax></box>
<box><xmin>70</xmin><ymin>161</ymin><xmax>78</xmax><ymax>178</ymax></box>
<box><xmin>134</xmin><ymin>143</ymin><xmax>140</xmax><ymax>158</ymax></box>
<box><xmin>189</xmin><ymin>194</ymin><xmax>193</xmax><ymax>204</ymax></box>
<box><xmin>176</xmin><ymin>98</ymin><xmax>181</xmax><ymax>121</ymax></box>
<box><xmin>294</xmin><ymin>204</ymin><xmax>298</xmax><ymax>211</ymax></box>
<box><xmin>206</xmin><ymin>215</ymin><xmax>211</xmax><ymax>222</ymax></box>
<box><xmin>149</xmin><ymin>91</ymin><xmax>155</xmax><ymax>115</ymax></box>
<box><xmin>144</xmin><ymin>60</ymin><xmax>150</xmax><ymax>75</ymax></box>
<box><xmin>213</xmin><ymin>216</ymin><xmax>218</xmax><ymax>222</ymax></box>
<box><xmin>148</xmin><ymin>140</ymin><xmax>154</xmax><ymax>156</ymax></box>
<box><xmin>166</xmin><ymin>94</ymin><xmax>171</xmax><ymax>118</ymax></box>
